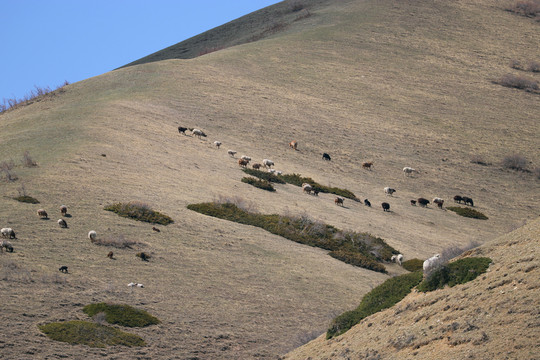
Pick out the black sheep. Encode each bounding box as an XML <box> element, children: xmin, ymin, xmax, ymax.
<box><xmin>364</xmin><ymin>199</ymin><xmax>371</xmax><ymax>207</ymax></box>
<box><xmin>322</xmin><ymin>153</ymin><xmax>331</xmax><ymax>161</ymax></box>
<box><xmin>382</xmin><ymin>202</ymin><xmax>390</xmax><ymax>212</ymax></box>
<box><xmin>417</xmin><ymin>198</ymin><xmax>430</xmax><ymax>207</ymax></box>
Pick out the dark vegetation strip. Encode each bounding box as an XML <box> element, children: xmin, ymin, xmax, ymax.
<box><xmin>187</xmin><ymin>202</ymin><xmax>396</xmax><ymax>273</ymax></box>
<box><xmin>38</xmin><ymin>321</ymin><xmax>145</xmax><ymax>348</ymax></box>
<box><xmin>417</xmin><ymin>257</ymin><xmax>492</xmax><ymax>292</ymax></box>
<box><xmin>13</xmin><ymin>195</ymin><xmax>39</xmax><ymax>204</ymax></box>
<box><xmin>241</xmin><ymin>177</ymin><xmax>276</xmax><ymax>191</ymax></box>
<box><xmin>402</xmin><ymin>258</ymin><xmax>424</xmax><ymax>272</ymax></box>
<box><xmin>104</xmin><ymin>202</ymin><xmax>174</xmax><ymax>225</ymax></box>
<box><xmin>447</xmin><ymin>207</ymin><xmax>488</xmax><ymax>220</ymax></box>
<box><xmin>83</xmin><ymin>303</ymin><xmax>160</xmax><ymax>328</ymax></box>
<box><xmin>327</xmin><ymin>271</ymin><xmax>423</xmax><ymax>339</ymax></box>
<box><xmin>242</xmin><ymin>169</ymin><xmax>359</xmax><ymax>200</ymax></box>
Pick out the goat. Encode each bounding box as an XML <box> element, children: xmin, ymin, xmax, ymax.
<box><xmin>384</xmin><ymin>187</ymin><xmax>396</xmax><ymax>196</ymax></box>
<box><xmin>289</xmin><ymin>140</ymin><xmax>298</xmax><ymax>150</ymax></box>
<box><xmin>214</xmin><ymin>141</ymin><xmax>222</xmax><ymax>148</ymax></box>
<box><xmin>178</xmin><ymin>126</ymin><xmax>188</xmax><ymax>135</ymax></box>
<box><xmin>238</xmin><ymin>159</ymin><xmax>249</xmax><ymax>168</ymax></box>
<box><xmin>322</xmin><ymin>153</ymin><xmax>331</xmax><ymax>161</ymax></box>
<box><xmin>362</xmin><ymin>161</ymin><xmax>373</xmax><ymax>170</ymax></box>
<box><xmin>252</xmin><ymin>163</ymin><xmax>261</xmax><ymax>170</ymax></box>
<box><xmin>227</xmin><ymin>150</ymin><xmax>237</xmax><ymax>157</ymax></box>
<box><xmin>152</xmin><ymin>226</ymin><xmax>160</xmax><ymax>232</ymax></box>
<box><xmin>453</xmin><ymin>195</ymin><xmax>463</xmax><ymax>204</ymax></box>
<box><xmin>313</xmin><ymin>189</ymin><xmax>319</xmax><ymax>196</ymax></box>
<box><xmin>191</xmin><ymin>129</ymin><xmax>207</xmax><ymax>138</ymax></box>
<box><xmin>335</xmin><ymin>197</ymin><xmax>344</xmax><ymax>206</ymax></box>
<box><xmin>410</xmin><ymin>200</ymin><xmax>417</xmax><ymax>206</ymax></box>
<box><xmin>241</xmin><ymin>155</ymin><xmax>251</xmax><ymax>163</ymax></box>
<box><xmin>59</xmin><ymin>266</ymin><xmax>68</xmax><ymax>273</ymax></box>
<box><xmin>37</xmin><ymin>209</ymin><xmax>48</xmax><ymax>219</ymax></box>
<box><xmin>382</xmin><ymin>202</ymin><xmax>390</xmax><ymax>212</ymax></box>
<box><xmin>462</xmin><ymin>196</ymin><xmax>474</xmax><ymax>206</ymax></box>
<box><xmin>57</xmin><ymin>219</ymin><xmax>68</xmax><ymax>228</ymax></box>
<box><xmin>107</xmin><ymin>251</ymin><xmax>114</xmax><ymax>259</ymax></box>
<box><xmin>433</xmin><ymin>197</ymin><xmax>444</xmax><ymax>209</ymax></box>
<box><xmin>417</xmin><ymin>198</ymin><xmax>430</xmax><ymax>207</ymax></box>
<box><xmin>60</xmin><ymin>205</ymin><xmax>67</xmax><ymax>216</ymax></box>
<box><xmin>263</xmin><ymin>159</ymin><xmax>274</xmax><ymax>168</ymax></box>
<box><xmin>403</xmin><ymin>167</ymin><xmax>416</xmax><ymax>176</ymax></box>
<box><xmin>364</xmin><ymin>199</ymin><xmax>371</xmax><ymax>207</ymax></box>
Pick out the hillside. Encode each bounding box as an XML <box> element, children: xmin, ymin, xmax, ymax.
<box><xmin>0</xmin><ymin>0</ymin><xmax>539</xmax><ymax>359</ymax></box>
<box><xmin>285</xmin><ymin>218</ymin><xmax>540</xmax><ymax>360</ymax></box>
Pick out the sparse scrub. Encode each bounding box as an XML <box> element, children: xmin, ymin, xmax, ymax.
<box><xmin>13</xmin><ymin>183</ymin><xmax>39</xmax><ymax>203</ymax></box>
<box><xmin>327</xmin><ymin>271</ymin><xmax>423</xmax><ymax>339</ymax></box>
<box><xmin>90</xmin><ymin>234</ymin><xmax>138</xmax><ymax>249</ymax></box>
<box><xmin>0</xmin><ymin>160</ymin><xmax>17</xmax><ymax>182</ymax></box>
<box><xmin>290</xmin><ymin>0</ymin><xmax>305</xmax><ymax>12</ymax></box>
<box><xmin>104</xmin><ymin>201</ymin><xmax>173</xmax><ymax>225</ymax></box>
<box><xmin>83</xmin><ymin>303</ymin><xmax>160</xmax><ymax>327</ymax></box>
<box><xmin>502</xmin><ymin>154</ymin><xmax>528</xmax><ymax>171</ymax></box>
<box><xmin>497</xmin><ymin>73</ymin><xmax>539</xmax><ymax>92</ymax></box>
<box><xmin>417</xmin><ymin>257</ymin><xmax>492</xmax><ymax>292</ymax></box>
<box><xmin>279</xmin><ymin>173</ymin><xmax>358</xmax><ymax>200</ymax></box>
<box><xmin>527</xmin><ymin>60</ymin><xmax>540</xmax><ymax>72</ymax></box>
<box><xmin>402</xmin><ymin>258</ymin><xmax>424</xmax><ymax>272</ymax></box>
<box><xmin>506</xmin><ymin>1</ymin><xmax>540</xmax><ymax>18</ymax></box>
<box><xmin>0</xmin><ymin>260</ymin><xmax>32</xmax><ymax>282</ymax></box>
<box><xmin>470</xmin><ymin>154</ymin><xmax>490</xmax><ymax>166</ymax></box>
<box><xmin>0</xmin><ymin>82</ymin><xmax>69</xmax><ymax>113</ymax></box>
<box><xmin>242</xmin><ymin>168</ymin><xmax>285</xmax><ymax>183</ymax></box>
<box><xmin>241</xmin><ymin>177</ymin><xmax>276</xmax><ymax>192</ymax></box>
<box><xmin>534</xmin><ymin>167</ymin><xmax>540</xmax><ymax>179</ymax></box>
<box><xmin>136</xmin><ymin>252</ymin><xmax>151</xmax><ymax>261</ymax></box>
<box><xmin>509</xmin><ymin>59</ymin><xmax>522</xmax><ymax>69</ymax></box>
<box><xmin>22</xmin><ymin>150</ymin><xmax>37</xmax><ymax>167</ymax></box>
<box><xmin>38</xmin><ymin>320</ymin><xmax>145</xmax><ymax>348</ymax></box>
<box><xmin>447</xmin><ymin>206</ymin><xmax>488</xmax><ymax>220</ymax></box>
<box><xmin>214</xmin><ymin>194</ymin><xmax>258</xmax><ymax>213</ymax></box>
<box><xmin>188</xmin><ymin>201</ymin><xmax>396</xmax><ymax>272</ymax></box>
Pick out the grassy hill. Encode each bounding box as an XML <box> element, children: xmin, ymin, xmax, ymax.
<box><xmin>0</xmin><ymin>0</ymin><xmax>539</xmax><ymax>358</ymax></box>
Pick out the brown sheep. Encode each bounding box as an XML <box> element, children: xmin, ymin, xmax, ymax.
<box><xmin>252</xmin><ymin>163</ymin><xmax>262</xmax><ymax>170</ymax></box>
<box><xmin>238</xmin><ymin>159</ymin><xmax>249</xmax><ymax>168</ymax></box>
<box><xmin>37</xmin><ymin>209</ymin><xmax>48</xmax><ymax>219</ymax></box>
<box><xmin>289</xmin><ymin>140</ymin><xmax>298</xmax><ymax>150</ymax></box>
<box><xmin>335</xmin><ymin>197</ymin><xmax>344</xmax><ymax>206</ymax></box>
<box><xmin>107</xmin><ymin>251</ymin><xmax>114</xmax><ymax>259</ymax></box>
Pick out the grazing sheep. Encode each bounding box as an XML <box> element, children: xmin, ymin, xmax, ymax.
<box><xmin>362</xmin><ymin>161</ymin><xmax>373</xmax><ymax>170</ymax></box>
<box><xmin>238</xmin><ymin>159</ymin><xmax>249</xmax><ymax>168</ymax></box>
<box><xmin>152</xmin><ymin>226</ymin><xmax>160</xmax><ymax>232</ymax></box>
<box><xmin>191</xmin><ymin>129</ymin><xmax>207</xmax><ymax>138</ymax></box>
<box><xmin>88</xmin><ymin>230</ymin><xmax>97</xmax><ymax>241</ymax></box>
<box><xmin>322</xmin><ymin>153</ymin><xmax>331</xmax><ymax>161</ymax></box>
<box><xmin>382</xmin><ymin>202</ymin><xmax>390</xmax><ymax>212</ymax></box>
<box><xmin>136</xmin><ymin>252</ymin><xmax>150</xmax><ymax>261</ymax></box>
<box><xmin>127</xmin><ymin>282</ymin><xmax>136</xmax><ymax>288</ymax></box>
<box><xmin>60</xmin><ymin>205</ymin><xmax>67</xmax><ymax>216</ymax></box>
<box><xmin>403</xmin><ymin>167</ymin><xmax>416</xmax><ymax>176</ymax></box>
<box><xmin>410</xmin><ymin>200</ymin><xmax>417</xmax><ymax>206</ymax></box>
<box><xmin>214</xmin><ymin>141</ymin><xmax>222</xmax><ymax>148</ymax></box>
<box><xmin>302</xmin><ymin>183</ymin><xmax>313</xmax><ymax>194</ymax></box>
<box><xmin>252</xmin><ymin>163</ymin><xmax>261</xmax><ymax>170</ymax></box>
<box><xmin>1</xmin><ymin>240</ymin><xmax>13</xmax><ymax>253</ymax></box>
<box><xmin>417</xmin><ymin>198</ymin><xmax>430</xmax><ymax>207</ymax></box>
<box><xmin>107</xmin><ymin>251</ymin><xmax>114</xmax><ymax>259</ymax></box>
<box><xmin>137</xmin><ymin>283</ymin><xmax>144</xmax><ymax>288</ymax></box>
<box><xmin>335</xmin><ymin>197</ymin><xmax>344</xmax><ymax>206</ymax></box>
<box><xmin>37</xmin><ymin>209</ymin><xmax>48</xmax><ymax>219</ymax></box>
<box><xmin>227</xmin><ymin>150</ymin><xmax>237</xmax><ymax>157</ymax></box>
<box><xmin>384</xmin><ymin>187</ymin><xmax>396</xmax><ymax>196</ymax></box>
<box><xmin>263</xmin><ymin>159</ymin><xmax>274</xmax><ymax>168</ymax></box>
<box><xmin>462</xmin><ymin>196</ymin><xmax>474</xmax><ymax>206</ymax></box>
<box><xmin>453</xmin><ymin>195</ymin><xmax>463</xmax><ymax>204</ymax></box>
<box><xmin>59</xmin><ymin>266</ymin><xmax>68</xmax><ymax>273</ymax></box>
<box><xmin>364</xmin><ymin>199</ymin><xmax>371</xmax><ymax>207</ymax></box>
<box><xmin>423</xmin><ymin>254</ymin><xmax>441</xmax><ymax>276</ymax></box>
<box><xmin>289</xmin><ymin>140</ymin><xmax>298</xmax><ymax>150</ymax></box>
<box><xmin>391</xmin><ymin>254</ymin><xmax>404</xmax><ymax>265</ymax></box>
<box><xmin>178</xmin><ymin>126</ymin><xmax>188</xmax><ymax>135</ymax></box>
<box><xmin>1</xmin><ymin>228</ymin><xmax>16</xmax><ymax>239</ymax></box>
<box><xmin>433</xmin><ymin>197</ymin><xmax>444</xmax><ymax>209</ymax></box>
<box><xmin>313</xmin><ymin>189</ymin><xmax>319</xmax><ymax>196</ymax></box>
<box><xmin>241</xmin><ymin>155</ymin><xmax>251</xmax><ymax>163</ymax></box>
<box><xmin>57</xmin><ymin>219</ymin><xmax>68</xmax><ymax>228</ymax></box>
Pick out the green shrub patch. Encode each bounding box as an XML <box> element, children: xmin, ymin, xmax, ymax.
<box><xmin>402</xmin><ymin>258</ymin><xmax>424</xmax><ymax>272</ymax></box>
<box><xmin>187</xmin><ymin>202</ymin><xmax>396</xmax><ymax>272</ymax></box>
<box><xmin>104</xmin><ymin>202</ymin><xmax>173</xmax><ymax>225</ymax></box>
<box><xmin>38</xmin><ymin>320</ymin><xmax>145</xmax><ymax>348</ymax></box>
<box><xmin>13</xmin><ymin>195</ymin><xmax>39</xmax><ymax>204</ymax></box>
<box><xmin>417</xmin><ymin>257</ymin><xmax>492</xmax><ymax>292</ymax></box>
<box><xmin>83</xmin><ymin>303</ymin><xmax>160</xmax><ymax>327</ymax></box>
<box><xmin>241</xmin><ymin>177</ymin><xmax>276</xmax><ymax>191</ymax></box>
<box><xmin>242</xmin><ymin>168</ymin><xmax>285</xmax><ymax>183</ymax></box>
<box><xmin>327</xmin><ymin>271</ymin><xmax>423</xmax><ymax>338</ymax></box>
<box><xmin>447</xmin><ymin>207</ymin><xmax>488</xmax><ymax>220</ymax></box>
<box><xmin>280</xmin><ymin>173</ymin><xmax>358</xmax><ymax>200</ymax></box>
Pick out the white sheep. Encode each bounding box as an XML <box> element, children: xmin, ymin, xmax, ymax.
<box><xmin>227</xmin><ymin>150</ymin><xmax>237</xmax><ymax>157</ymax></box>
<box><xmin>214</xmin><ymin>141</ymin><xmax>222</xmax><ymax>148</ymax></box>
<box><xmin>1</xmin><ymin>239</ymin><xmax>13</xmax><ymax>252</ymax></box>
<box><xmin>88</xmin><ymin>230</ymin><xmax>97</xmax><ymax>241</ymax></box>
<box><xmin>57</xmin><ymin>219</ymin><xmax>68</xmax><ymax>228</ymax></box>
<box><xmin>423</xmin><ymin>254</ymin><xmax>441</xmax><ymax>275</ymax></box>
<box><xmin>1</xmin><ymin>227</ymin><xmax>16</xmax><ymax>239</ymax></box>
<box><xmin>241</xmin><ymin>155</ymin><xmax>251</xmax><ymax>163</ymax></box>
<box><xmin>302</xmin><ymin>183</ymin><xmax>313</xmax><ymax>194</ymax></box>
<box><xmin>391</xmin><ymin>254</ymin><xmax>404</xmax><ymax>265</ymax></box>
<box><xmin>384</xmin><ymin>187</ymin><xmax>396</xmax><ymax>196</ymax></box>
<box><xmin>191</xmin><ymin>129</ymin><xmax>207</xmax><ymax>138</ymax></box>
<box><xmin>263</xmin><ymin>159</ymin><xmax>274</xmax><ymax>168</ymax></box>
<box><xmin>403</xmin><ymin>167</ymin><xmax>416</xmax><ymax>176</ymax></box>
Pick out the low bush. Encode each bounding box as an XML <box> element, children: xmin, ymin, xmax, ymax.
<box><xmin>242</xmin><ymin>168</ymin><xmax>286</xmax><ymax>183</ymax></box>
<box><xmin>497</xmin><ymin>74</ymin><xmax>539</xmax><ymax>92</ymax></box>
<box><xmin>506</xmin><ymin>1</ymin><xmax>540</xmax><ymax>17</ymax></box>
<box><xmin>39</xmin><ymin>320</ymin><xmax>145</xmax><ymax>348</ymax></box>
<box><xmin>187</xmin><ymin>202</ymin><xmax>396</xmax><ymax>272</ymax></box>
<box><xmin>22</xmin><ymin>151</ymin><xmax>37</xmax><ymax>167</ymax></box>
<box><xmin>502</xmin><ymin>154</ymin><xmax>528</xmax><ymax>171</ymax></box>
<box><xmin>104</xmin><ymin>202</ymin><xmax>173</xmax><ymax>225</ymax></box>
<box><xmin>279</xmin><ymin>173</ymin><xmax>358</xmax><ymax>200</ymax></box>
<box><xmin>327</xmin><ymin>271</ymin><xmax>423</xmax><ymax>338</ymax></box>
<box><xmin>447</xmin><ymin>207</ymin><xmax>488</xmax><ymax>220</ymax></box>
<box><xmin>83</xmin><ymin>303</ymin><xmax>160</xmax><ymax>327</ymax></box>
<box><xmin>470</xmin><ymin>154</ymin><xmax>490</xmax><ymax>166</ymax></box>
<box><xmin>527</xmin><ymin>60</ymin><xmax>540</xmax><ymax>72</ymax></box>
<box><xmin>241</xmin><ymin>177</ymin><xmax>276</xmax><ymax>192</ymax></box>
<box><xmin>13</xmin><ymin>195</ymin><xmax>39</xmax><ymax>204</ymax></box>
<box><xmin>402</xmin><ymin>258</ymin><xmax>424</xmax><ymax>272</ymax></box>
<box><xmin>417</xmin><ymin>257</ymin><xmax>492</xmax><ymax>292</ymax></box>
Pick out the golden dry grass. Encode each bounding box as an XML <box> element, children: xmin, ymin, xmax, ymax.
<box><xmin>0</xmin><ymin>0</ymin><xmax>539</xmax><ymax>358</ymax></box>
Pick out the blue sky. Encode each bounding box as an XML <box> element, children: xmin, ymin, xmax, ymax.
<box><xmin>0</xmin><ymin>0</ymin><xmax>281</xmax><ymax>103</ymax></box>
